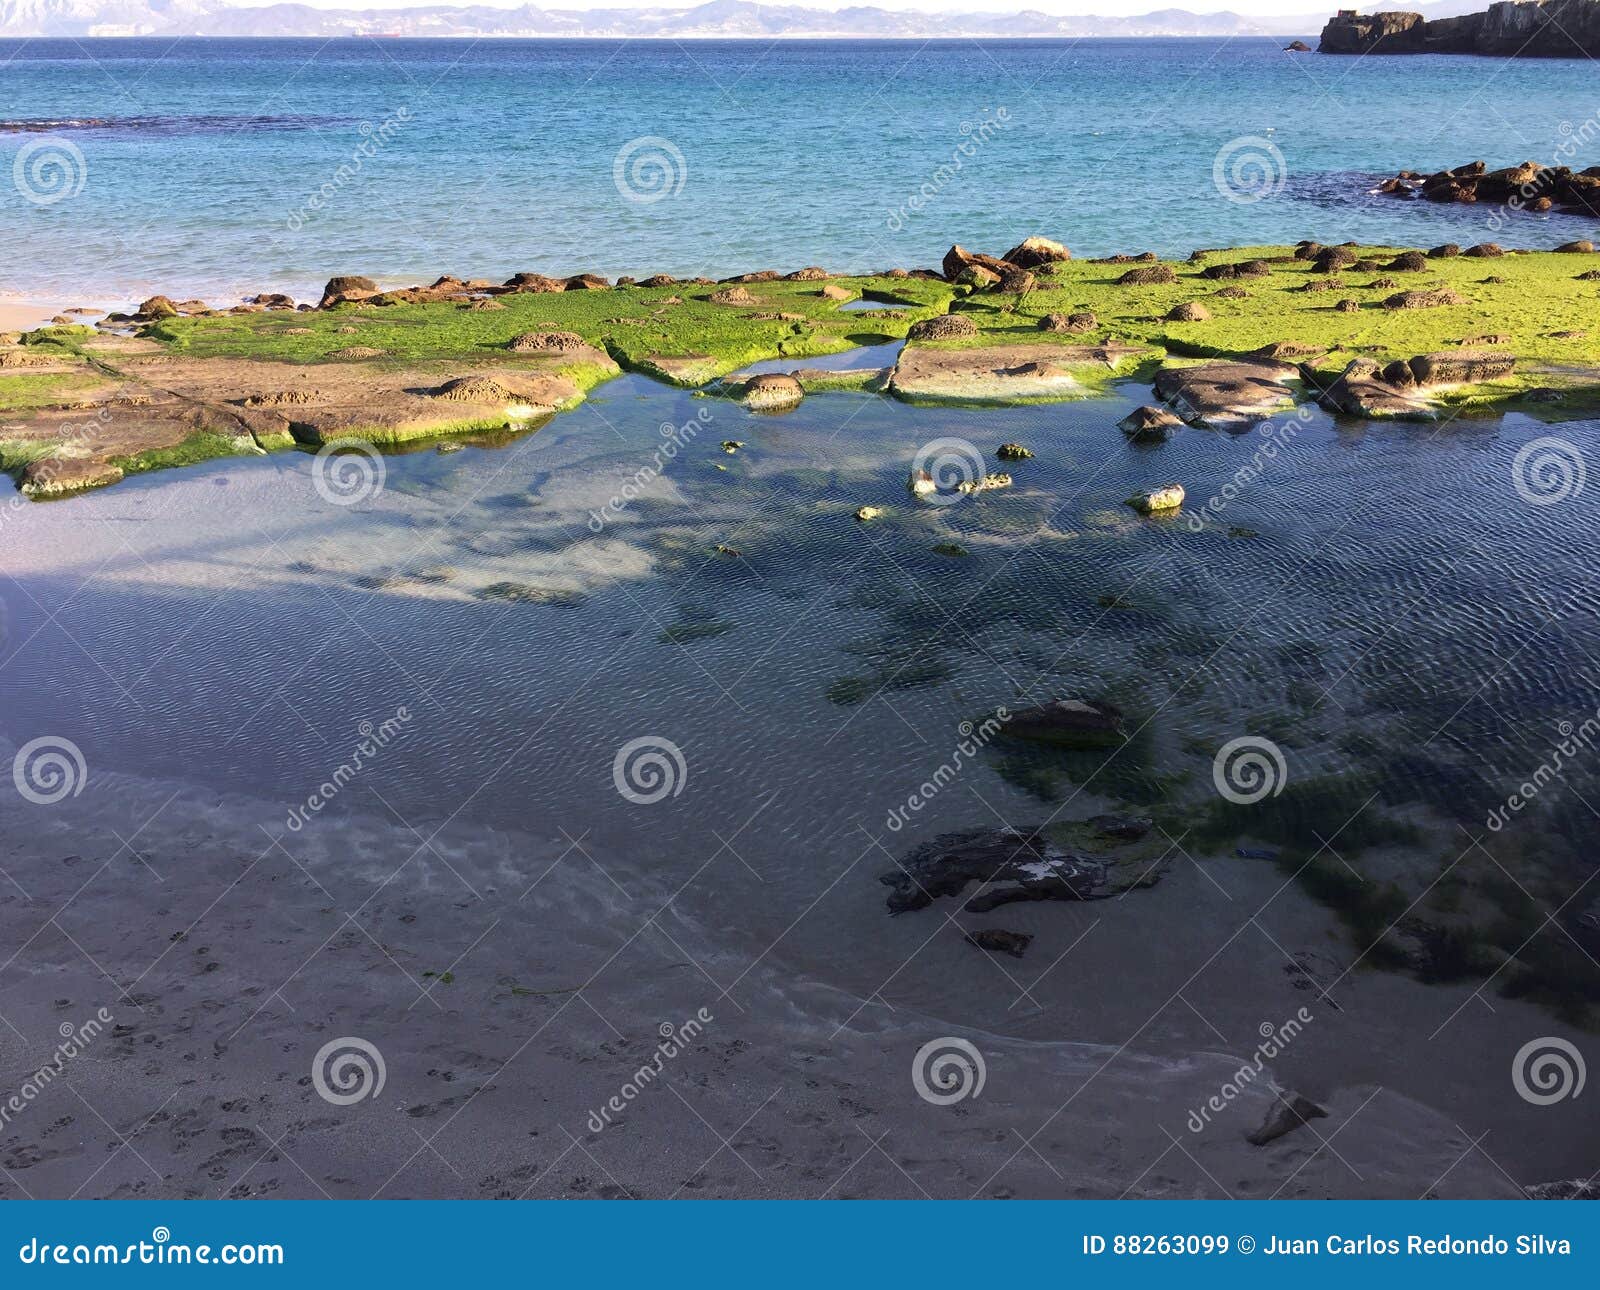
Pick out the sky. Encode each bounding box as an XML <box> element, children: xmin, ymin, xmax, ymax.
<box><xmin>224</xmin><ymin>0</ymin><xmax>1328</xmax><ymax>19</ymax></box>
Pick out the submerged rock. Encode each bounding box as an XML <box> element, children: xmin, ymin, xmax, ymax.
<box><xmin>854</xmin><ymin>505</ymin><xmax>884</xmax><ymax>521</ymax></box>
<box><xmin>1246</xmin><ymin>1091</ymin><xmax>1329</xmax><ymax>1147</ymax></box>
<box><xmin>1002</xmin><ymin>697</ymin><xmax>1124</xmax><ymax>748</ymax></box>
<box><xmin>880</xmin><ymin>816</ymin><xmax>1166</xmax><ymax>915</ymax></box>
<box><xmin>957</xmin><ymin>471</ymin><xmax>1012</xmax><ymax>495</ymax></box>
<box><xmin>965</xmin><ymin>929</ymin><xmax>1032</xmax><ymax>958</ymax></box>
<box><xmin>996</xmin><ymin>442</ymin><xmax>1034</xmax><ymax>460</ymax></box>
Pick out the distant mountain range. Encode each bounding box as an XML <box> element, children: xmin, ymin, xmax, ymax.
<box><xmin>0</xmin><ymin>0</ymin><xmax>1326</xmax><ymax>39</ymax></box>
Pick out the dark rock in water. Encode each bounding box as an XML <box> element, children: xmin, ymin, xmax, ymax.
<box><xmin>319</xmin><ymin>275</ymin><xmax>379</xmax><ymax>308</ymax></box>
<box><xmin>880</xmin><ymin>820</ymin><xmax>1172</xmax><ymax>915</ymax></box>
<box><xmin>1247</xmin><ymin>1091</ymin><xmax>1328</xmax><ymax>1146</ymax></box>
<box><xmin>1003</xmin><ymin>698</ymin><xmax>1124</xmax><ymax>748</ymax></box>
<box><xmin>965</xmin><ymin>928</ymin><xmax>1032</xmax><ymax>958</ymax></box>
<box><xmin>1284</xmin><ymin>39</ymin><xmax>1312</xmax><ymax>51</ymax></box>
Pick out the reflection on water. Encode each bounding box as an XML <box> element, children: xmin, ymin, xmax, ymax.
<box><xmin>3</xmin><ymin>374</ymin><xmax>1599</xmax><ymax>1028</ymax></box>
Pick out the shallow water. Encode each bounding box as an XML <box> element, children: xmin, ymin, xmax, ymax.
<box><xmin>3</xmin><ymin>38</ymin><xmax>1600</xmax><ymax>304</ymax></box>
<box><xmin>4</xmin><ymin>372</ymin><xmax>1598</xmax><ymax>1017</ymax></box>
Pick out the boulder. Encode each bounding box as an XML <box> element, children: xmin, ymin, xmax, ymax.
<box><xmin>739</xmin><ymin>372</ymin><xmax>804</xmax><ymax>411</ymax></box>
<box><xmin>1312</xmin><ymin>246</ymin><xmax>1357</xmax><ymax>273</ymax></box>
<box><xmin>1201</xmin><ymin>259</ymin><xmax>1270</xmax><ymax>280</ymax></box>
<box><xmin>996</xmin><ymin>442</ymin><xmax>1034</xmax><ymax>460</ymax></box>
<box><xmin>136</xmin><ymin>295</ymin><xmax>179</xmax><ymax>319</ymax></box>
<box><xmin>1213</xmin><ymin>286</ymin><xmax>1250</xmax><ymax>300</ymax></box>
<box><xmin>1407</xmin><ymin>350</ymin><xmax>1515</xmax><ymax>385</ymax></box>
<box><xmin>854</xmin><ymin>505</ymin><xmax>884</xmax><ymax>521</ymax></box>
<box><xmin>1153</xmin><ymin>360</ymin><xmax>1297</xmax><ymax>429</ymax></box>
<box><xmin>1165</xmin><ymin>301</ymin><xmax>1210</xmax><ymax>322</ymax></box>
<box><xmin>1383</xmin><ymin>288</ymin><xmax>1466</xmax><ymax>310</ymax></box>
<box><xmin>1120</xmin><ymin>405</ymin><xmax>1183</xmax><ymax>440</ymax></box>
<box><xmin>1335</xmin><ymin>299</ymin><xmax>1360</xmax><ymax>312</ymax></box>
<box><xmin>563</xmin><ymin>273</ymin><xmax>610</xmax><ymax>290</ymax></box>
<box><xmin>994</xmin><ymin>267</ymin><xmax>1037</xmax><ymax>293</ymax></box>
<box><xmin>1428</xmin><ymin>243</ymin><xmax>1461</xmax><ymax>258</ymax></box>
<box><xmin>1040</xmin><ymin>311</ymin><xmax>1096</xmax><ymax>333</ymax></box>
<box><xmin>1311</xmin><ymin>358</ymin><xmax>1435</xmax><ymax>418</ymax></box>
<box><xmin>1127</xmin><ymin>484</ymin><xmax>1185</xmax><ymax>514</ymax></box>
<box><xmin>908</xmin><ymin>314</ymin><xmax>978</xmax><ymax>341</ymax></box>
<box><xmin>1284</xmin><ymin>39</ymin><xmax>1312</xmax><ymax>51</ymax></box>
<box><xmin>503</xmin><ymin>272</ymin><xmax>565</xmax><ymax>294</ymax></box>
<box><xmin>941</xmin><ymin>244</ymin><xmax>1016</xmax><ymax>283</ymax></box>
<box><xmin>1385</xmin><ymin>250</ymin><xmax>1428</xmax><ymax>272</ymax></box>
<box><xmin>1464</xmin><ymin>242</ymin><xmax>1505</xmax><ymax>258</ymax></box>
<box><xmin>1117</xmin><ymin>264</ymin><xmax>1177</xmax><ymax>286</ymax></box>
<box><xmin>319</xmin><ymin>275</ymin><xmax>380</xmax><ymax>308</ymax></box>
<box><xmin>709</xmin><ymin>286</ymin><xmax>757</xmax><ymax>306</ymax></box>
<box><xmin>508</xmin><ymin>330</ymin><xmax>587</xmax><ymax>352</ymax></box>
<box><xmin>1001</xmin><ymin>235</ymin><xmax>1071</xmax><ymax>268</ymax></box>
<box><xmin>1556</xmin><ymin>240</ymin><xmax>1596</xmax><ymax>253</ymax></box>
<box><xmin>785</xmin><ymin>266</ymin><xmax>830</xmax><ymax>281</ymax></box>
<box><xmin>820</xmin><ymin>283</ymin><xmax>853</xmax><ymax>301</ymax></box>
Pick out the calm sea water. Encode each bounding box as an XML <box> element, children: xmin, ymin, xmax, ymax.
<box><xmin>2</xmin><ymin>37</ymin><xmax>1600</xmax><ymax>304</ymax></box>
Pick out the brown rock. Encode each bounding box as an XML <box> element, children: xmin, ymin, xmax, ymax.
<box><xmin>1001</xmin><ymin>235</ymin><xmax>1071</xmax><ymax>268</ymax></box>
<box><xmin>1383</xmin><ymin>288</ymin><xmax>1466</xmax><ymax>310</ymax></box>
<box><xmin>508</xmin><ymin>331</ymin><xmax>587</xmax><ymax>353</ymax></box>
<box><xmin>1385</xmin><ymin>250</ymin><xmax>1427</xmax><ymax>272</ymax></box>
<box><xmin>503</xmin><ymin>272</ymin><xmax>566</xmax><ymax>294</ymax></box>
<box><xmin>318</xmin><ymin>275</ymin><xmax>380</xmax><ymax>308</ymax></box>
<box><xmin>1117</xmin><ymin>265</ymin><xmax>1177</xmax><ymax>286</ymax></box>
<box><xmin>1165</xmin><ymin>301</ymin><xmax>1210</xmax><ymax>322</ymax></box>
<box><xmin>1040</xmin><ymin>311</ymin><xmax>1096</xmax><ymax>333</ymax></box>
<box><xmin>908</xmin><ymin>314</ymin><xmax>979</xmax><ymax>341</ymax></box>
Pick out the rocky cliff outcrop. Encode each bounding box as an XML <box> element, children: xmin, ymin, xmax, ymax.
<box><xmin>1320</xmin><ymin>1</ymin><xmax>1600</xmax><ymax>56</ymax></box>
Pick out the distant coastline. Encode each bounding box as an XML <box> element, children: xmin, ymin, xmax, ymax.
<box><xmin>0</xmin><ymin>0</ymin><xmax>1316</xmax><ymax>40</ymax></box>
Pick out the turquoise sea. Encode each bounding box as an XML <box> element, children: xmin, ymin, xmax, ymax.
<box><xmin>2</xmin><ymin>37</ymin><xmax>1600</xmax><ymax>303</ymax></box>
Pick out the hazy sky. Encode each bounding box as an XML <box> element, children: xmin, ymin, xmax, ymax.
<box><xmin>225</xmin><ymin>0</ymin><xmax>1324</xmax><ymax>18</ymax></box>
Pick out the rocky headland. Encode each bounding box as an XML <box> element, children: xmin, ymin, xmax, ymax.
<box><xmin>1320</xmin><ymin>0</ymin><xmax>1600</xmax><ymax>56</ymax></box>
